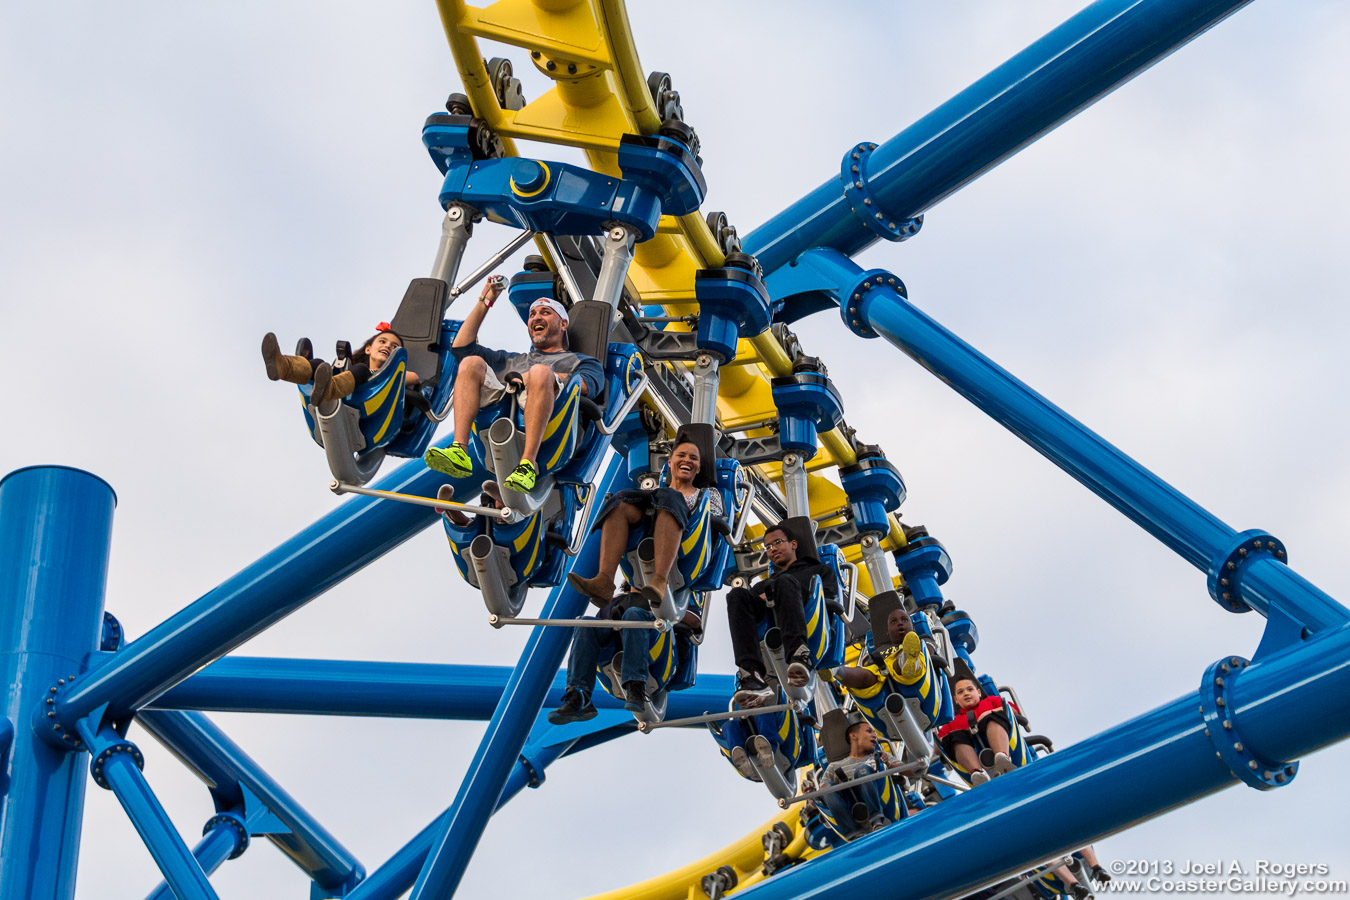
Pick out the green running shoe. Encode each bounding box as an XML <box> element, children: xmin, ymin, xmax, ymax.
<box><xmin>504</xmin><ymin>459</ymin><xmax>538</xmax><ymax>492</ymax></box>
<box><xmin>424</xmin><ymin>443</ymin><xmax>473</xmax><ymax>478</ymax></box>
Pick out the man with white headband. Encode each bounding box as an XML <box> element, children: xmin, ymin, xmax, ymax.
<box><xmin>424</xmin><ymin>276</ymin><xmax>604</xmax><ymax>492</ymax></box>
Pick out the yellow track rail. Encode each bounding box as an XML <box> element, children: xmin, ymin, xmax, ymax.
<box><xmin>434</xmin><ymin>0</ymin><xmax>911</xmax><ymax>891</ymax></box>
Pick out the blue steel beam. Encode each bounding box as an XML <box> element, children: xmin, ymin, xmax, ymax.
<box><xmin>143</xmin><ymin>655</ymin><xmax>736</xmax><ymax>722</ymax></box>
<box><xmin>772</xmin><ymin>249</ymin><xmax>1349</xmax><ymax>632</ymax></box>
<box><xmin>76</xmin><ymin>722</ymin><xmax>220</xmax><ymax>900</ymax></box>
<box><xmin>136</xmin><ymin>709</ymin><xmax>365</xmax><ymax>895</ymax></box>
<box><xmin>50</xmin><ymin>441</ymin><xmax>463</xmax><ymax>732</ymax></box>
<box><xmin>409</xmin><ymin>453</ymin><xmax>628</xmax><ymax>900</ymax></box>
<box><xmin>744</xmin><ymin>0</ymin><xmax>1253</xmax><ymax>276</ymax></box>
<box><xmin>346</xmin><ymin>732</ymin><xmax>583</xmax><ymax>900</ymax></box>
<box><xmin>737</xmin><ymin>623</ymin><xmax>1350</xmax><ymax>900</ymax></box>
<box><xmin>0</xmin><ymin>467</ymin><xmax>116</xmax><ymax>900</ymax></box>
<box><xmin>144</xmin><ymin>817</ymin><xmax>246</xmax><ymax>900</ymax></box>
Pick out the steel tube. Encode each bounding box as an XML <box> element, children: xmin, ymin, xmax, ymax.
<box><xmin>144</xmin><ymin>656</ymin><xmax>737</xmax><ymax>721</ymax></box>
<box><xmin>448</xmin><ymin>229</ymin><xmax>538</xmax><ymax>301</ymax></box>
<box><xmin>80</xmin><ymin>725</ymin><xmax>220</xmax><ymax>900</ymax></box>
<box><xmin>409</xmin><ymin>454</ymin><xmax>628</xmax><ymax>900</ymax></box>
<box><xmin>144</xmin><ymin>819</ymin><xmax>243</xmax><ymax>900</ymax></box>
<box><xmin>0</xmin><ymin>466</ymin><xmax>116</xmax><ymax>900</ymax></box>
<box><xmin>737</xmin><ymin>624</ymin><xmax>1350</xmax><ymax>900</ymax></box>
<box><xmin>744</xmin><ymin>0</ymin><xmax>1253</xmax><ymax>275</ymax></box>
<box><xmin>344</xmin><ymin>738</ymin><xmax>577</xmax><ymax>900</ymax></box>
<box><xmin>53</xmin><ymin>442</ymin><xmax>464</xmax><ymax>730</ymax></box>
<box><xmin>136</xmin><ymin>710</ymin><xmax>364</xmax><ymax>893</ymax></box>
<box><xmin>854</xmin><ymin>276</ymin><xmax>1349</xmax><ymax>628</ymax></box>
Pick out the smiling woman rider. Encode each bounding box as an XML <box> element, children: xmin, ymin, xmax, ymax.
<box><xmin>568</xmin><ymin>438</ymin><xmax>724</xmax><ymax>608</ymax></box>
<box><xmin>261</xmin><ymin>324</ymin><xmax>423</xmax><ymax>409</ymax></box>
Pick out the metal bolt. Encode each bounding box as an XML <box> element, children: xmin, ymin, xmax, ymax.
<box><xmin>863</xmin><ymin>283</ymin><xmax>872</xmax><ymax>291</ymax></box>
<box><xmin>851</xmin><ymin>165</ymin><xmax>859</xmax><ymax>174</ymax></box>
<box><xmin>853</xmin><ymin>293</ymin><xmax>860</xmax><ymax>300</ymax></box>
<box><xmin>1234</xmin><ymin>742</ymin><xmax>1243</xmax><ymax>752</ymax></box>
<box><xmin>869</xmin><ymin>143</ymin><xmax>877</xmax><ymax>149</ymax></box>
<box><xmin>1227</xmin><ymin>561</ymin><xmax>1236</xmax><ymax>570</ymax></box>
<box><xmin>1264</xmin><ymin>770</ymin><xmax>1274</xmax><ymax>780</ymax></box>
<box><xmin>863</xmin><ymin>198</ymin><xmax>872</xmax><ymax>206</ymax></box>
<box><xmin>1216</xmin><ymin>697</ymin><xmax>1225</xmax><ymax>707</ymax></box>
<box><xmin>887</xmin><ymin>222</ymin><xmax>896</xmax><ymax>230</ymax></box>
<box><xmin>852</xmin><ymin>153</ymin><xmax>860</xmax><ymax>161</ymax></box>
<box><xmin>875</xmin><ymin>213</ymin><xmax>883</xmax><ymax>220</ymax></box>
<box><xmin>1220</xmin><ymin>663</ymin><xmax>1230</xmax><ymax>673</ymax></box>
<box><xmin>1239</xmin><ymin>548</ymin><xmax>1247</xmax><ymax>557</ymax></box>
<box><xmin>545</xmin><ymin>60</ymin><xmax>556</xmax><ymax>70</ymax></box>
<box><xmin>46</xmin><ymin>698</ymin><xmax>53</xmax><ymax>705</ymax></box>
<box><xmin>887</xmin><ymin>278</ymin><xmax>895</xmax><ymax>285</ymax></box>
<box><xmin>1285</xmin><ymin>765</ymin><xmax>1296</xmax><ymax>776</ymax></box>
<box><xmin>1275</xmin><ymin>773</ymin><xmax>1287</xmax><ymax>783</ymax></box>
<box><xmin>1220</xmin><ymin>578</ymin><xmax>1229</xmax><ymax>586</ymax></box>
<box><xmin>1231</xmin><ymin>657</ymin><xmax>1242</xmax><ymax>666</ymax></box>
<box><xmin>1248</xmin><ymin>760</ymin><xmax>1259</xmax><ymax>770</ymax></box>
<box><xmin>50</xmin><ymin>686</ymin><xmax>57</xmax><ymax>693</ymax></box>
<box><xmin>1276</xmin><ymin>550</ymin><xmax>1286</xmax><ymax>559</ymax></box>
<box><xmin>1223</xmin><ymin>719</ymin><xmax>1232</xmax><ymax>730</ymax></box>
<box><xmin>567</xmin><ymin>63</ymin><xmax>577</xmax><ymax>74</ymax></box>
<box><xmin>855</xmin><ymin>181</ymin><xmax>863</xmax><ymax>189</ymax></box>
<box><xmin>47</xmin><ymin>711</ymin><xmax>54</xmax><ymax>718</ymax></box>
<box><xmin>1215</xmin><ymin>676</ymin><xmax>1225</xmax><ymax>687</ymax></box>
<box><xmin>531</xmin><ymin>51</ymin><xmax>540</xmax><ymax>58</ymax></box>
<box><xmin>58</xmin><ymin>679</ymin><xmax>64</xmax><ymax>685</ymax></box>
<box><xmin>1253</xmin><ymin>540</ymin><xmax>1262</xmax><ymax>549</ymax></box>
<box><xmin>1222</xmin><ymin>592</ymin><xmax>1231</xmax><ymax>601</ymax></box>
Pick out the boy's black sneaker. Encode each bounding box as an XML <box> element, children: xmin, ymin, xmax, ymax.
<box><xmin>623</xmin><ymin>681</ymin><xmax>647</xmax><ymax>712</ymax></box>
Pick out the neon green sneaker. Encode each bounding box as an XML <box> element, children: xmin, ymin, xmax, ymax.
<box><xmin>424</xmin><ymin>443</ymin><xmax>473</xmax><ymax>478</ymax></box>
<box><xmin>504</xmin><ymin>459</ymin><xmax>538</xmax><ymax>492</ymax></box>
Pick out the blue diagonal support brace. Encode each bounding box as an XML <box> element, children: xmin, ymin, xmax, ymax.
<box><xmin>409</xmin><ymin>453</ymin><xmax>628</xmax><ymax>900</ymax></box>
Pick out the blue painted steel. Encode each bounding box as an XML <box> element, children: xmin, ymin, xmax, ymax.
<box><xmin>345</xmin><ymin>734</ymin><xmax>579</xmax><ymax>900</ymax></box>
<box><xmin>51</xmin><ymin>443</ymin><xmax>458</xmax><ymax>731</ymax></box>
<box><xmin>737</xmin><ymin>623</ymin><xmax>1350</xmax><ymax>900</ymax></box>
<box><xmin>409</xmin><ymin>453</ymin><xmax>628</xmax><ymax>900</ymax></box>
<box><xmin>839</xmin><ymin>455</ymin><xmax>906</xmax><ymax>535</ymax></box>
<box><xmin>850</xmin><ymin>269</ymin><xmax>1350</xmax><ymax>630</ymax></box>
<box><xmin>144</xmin><ymin>815</ymin><xmax>247</xmax><ymax>900</ymax></box>
<box><xmin>136</xmin><ymin>709</ymin><xmax>364</xmax><ymax>894</ymax></box>
<box><xmin>772</xmin><ymin>374</ymin><xmax>845</xmax><ymax>458</ymax></box>
<box><xmin>693</xmin><ymin>266</ymin><xmax>772</xmax><ymax>363</ymax></box>
<box><xmin>892</xmin><ymin>540</ymin><xmax>953</xmax><ymax>609</ymax></box>
<box><xmin>144</xmin><ymin>655</ymin><xmax>738</xmax><ymax>721</ymax></box>
<box><xmin>776</xmin><ymin>247</ymin><xmax>1349</xmax><ymax>631</ymax></box>
<box><xmin>0</xmin><ymin>466</ymin><xmax>115</xmax><ymax>900</ymax></box>
<box><xmin>77</xmin><ymin>722</ymin><xmax>219</xmax><ymax>900</ymax></box>
<box><xmin>744</xmin><ymin>0</ymin><xmax>1255</xmax><ymax>277</ymax></box>
<box><xmin>425</xmin><ymin>119</ymin><xmax>702</xmax><ymax>240</ymax></box>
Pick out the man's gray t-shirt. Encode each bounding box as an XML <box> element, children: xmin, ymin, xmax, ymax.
<box><xmin>455</xmin><ymin>342</ymin><xmax>605</xmax><ymax>397</ymax></box>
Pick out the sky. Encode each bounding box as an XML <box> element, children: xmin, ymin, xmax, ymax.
<box><xmin>4</xmin><ymin>1</ymin><xmax>1350</xmax><ymax>898</ymax></box>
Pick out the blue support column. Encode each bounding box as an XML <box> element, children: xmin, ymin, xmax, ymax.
<box><xmin>76</xmin><ymin>722</ymin><xmax>219</xmax><ymax>900</ymax></box>
<box><xmin>51</xmin><ymin>441</ymin><xmax>465</xmax><ymax>732</ymax></box>
<box><xmin>0</xmin><ymin>466</ymin><xmax>116</xmax><ymax>900</ymax></box>
<box><xmin>737</xmin><ymin>623</ymin><xmax>1350</xmax><ymax>900</ymax></box>
<box><xmin>409</xmin><ymin>453</ymin><xmax>628</xmax><ymax>900</ymax></box>
<box><xmin>848</xmin><ymin>272</ymin><xmax>1349</xmax><ymax>631</ymax></box>
<box><xmin>144</xmin><ymin>814</ymin><xmax>247</xmax><ymax>900</ymax></box>
<box><xmin>744</xmin><ymin>0</ymin><xmax>1253</xmax><ymax>276</ymax></box>
<box><xmin>346</xmin><ymin>736</ymin><xmax>579</xmax><ymax>900</ymax></box>
<box><xmin>136</xmin><ymin>709</ymin><xmax>364</xmax><ymax>895</ymax></box>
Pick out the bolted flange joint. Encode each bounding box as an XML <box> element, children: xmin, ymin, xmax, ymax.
<box><xmin>34</xmin><ymin>675</ymin><xmax>85</xmax><ymax>751</ymax></box>
<box><xmin>89</xmin><ymin>736</ymin><xmax>144</xmax><ymax>790</ymax></box>
<box><xmin>1199</xmin><ymin>656</ymin><xmax>1297</xmax><ymax>791</ymax></box>
<box><xmin>839</xmin><ymin>142</ymin><xmax>923</xmax><ymax>243</ymax></box>
<box><xmin>204</xmin><ymin>810</ymin><xmax>251</xmax><ymax>859</ymax></box>
<box><xmin>840</xmin><ymin>268</ymin><xmax>907</xmax><ymax>339</ymax></box>
<box><xmin>1205</xmin><ymin>529</ymin><xmax>1286</xmax><ymax>614</ymax></box>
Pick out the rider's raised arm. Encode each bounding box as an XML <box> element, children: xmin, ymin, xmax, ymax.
<box><xmin>452</xmin><ymin>277</ymin><xmax>504</xmax><ymax>349</ymax></box>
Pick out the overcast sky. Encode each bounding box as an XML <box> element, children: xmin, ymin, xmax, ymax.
<box><xmin>4</xmin><ymin>2</ymin><xmax>1350</xmax><ymax>898</ymax></box>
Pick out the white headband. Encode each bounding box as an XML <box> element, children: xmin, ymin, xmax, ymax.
<box><xmin>529</xmin><ymin>297</ymin><xmax>569</xmax><ymax>325</ymax></box>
